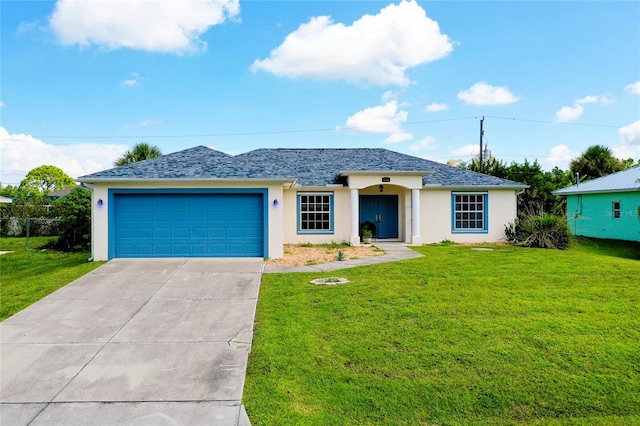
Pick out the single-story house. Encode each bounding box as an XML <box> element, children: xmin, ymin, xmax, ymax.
<box><xmin>78</xmin><ymin>146</ymin><xmax>528</xmax><ymax>260</ymax></box>
<box><xmin>48</xmin><ymin>184</ymin><xmax>93</xmax><ymax>200</ymax></box>
<box><xmin>48</xmin><ymin>187</ymin><xmax>75</xmax><ymax>199</ymax></box>
<box><xmin>0</xmin><ymin>195</ymin><xmax>12</xmax><ymax>203</ymax></box>
<box><xmin>554</xmin><ymin>166</ymin><xmax>640</xmax><ymax>242</ymax></box>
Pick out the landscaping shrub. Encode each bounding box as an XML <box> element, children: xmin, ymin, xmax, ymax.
<box><xmin>505</xmin><ymin>213</ymin><xmax>570</xmax><ymax>249</ymax></box>
<box><xmin>55</xmin><ymin>186</ymin><xmax>92</xmax><ymax>251</ymax></box>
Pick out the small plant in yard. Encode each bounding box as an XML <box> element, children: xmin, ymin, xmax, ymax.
<box><xmin>437</xmin><ymin>239</ymin><xmax>456</xmax><ymax>246</ymax></box>
<box><xmin>505</xmin><ymin>213</ymin><xmax>570</xmax><ymax>249</ymax></box>
<box><xmin>335</xmin><ymin>250</ymin><xmax>345</xmax><ymax>261</ymax></box>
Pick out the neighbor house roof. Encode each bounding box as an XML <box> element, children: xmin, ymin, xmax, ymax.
<box><xmin>554</xmin><ymin>166</ymin><xmax>640</xmax><ymax>195</ymax></box>
<box><xmin>0</xmin><ymin>195</ymin><xmax>12</xmax><ymax>203</ymax></box>
<box><xmin>78</xmin><ymin>146</ymin><xmax>526</xmax><ymax>188</ymax></box>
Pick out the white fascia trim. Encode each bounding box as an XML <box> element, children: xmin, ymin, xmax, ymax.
<box><xmin>339</xmin><ymin>170</ymin><xmax>434</xmax><ymax>177</ymax></box>
<box><xmin>425</xmin><ymin>185</ymin><xmax>529</xmax><ymax>191</ymax></box>
<box><xmin>553</xmin><ymin>188</ymin><xmax>640</xmax><ymax>196</ymax></box>
<box><xmin>76</xmin><ymin>177</ymin><xmax>297</xmax><ymax>185</ymax></box>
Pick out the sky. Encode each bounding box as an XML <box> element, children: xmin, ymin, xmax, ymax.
<box><xmin>1</xmin><ymin>0</ymin><xmax>639</xmax><ymax>185</ymax></box>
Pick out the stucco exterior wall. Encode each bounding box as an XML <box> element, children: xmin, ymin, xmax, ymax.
<box><xmin>282</xmin><ymin>188</ymin><xmax>353</xmax><ymax>244</ymax></box>
<box><xmin>420</xmin><ymin>189</ymin><xmax>518</xmax><ymax>244</ymax></box>
<box><xmin>91</xmin><ymin>181</ymin><xmax>522</xmax><ymax>261</ymax></box>
<box><xmin>348</xmin><ymin>174</ymin><xmax>423</xmax><ymax>190</ymax></box>
<box><xmin>567</xmin><ymin>192</ymin><xmax>640</xmax><ymax>242</ymax></box>
<box><xmin>90</xmin><ymin>181</ymin><xmax>284</xmax><ymax>261</ymax></box>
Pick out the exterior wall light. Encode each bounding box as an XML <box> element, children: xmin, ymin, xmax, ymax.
<box><xmin>97</xmin><ymin>199</ymin><xmax>104</xmax><ymax>207</ymax></box>
<box><xmin>273</xmin><ymin>199</ymin><xmax>279</xmax><ymax>207</ymax></box>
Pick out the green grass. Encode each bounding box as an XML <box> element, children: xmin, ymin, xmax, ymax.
<box><xmin>244</xmin><ymin>239</ymin><xmax>640</xmax><ymax>425</ymax></box>
<box><xmin>0</xmin><ymin>237</ymin><xmax>105</xmax><ymax>321</ymax></box>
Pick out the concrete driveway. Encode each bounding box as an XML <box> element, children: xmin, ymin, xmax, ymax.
<box><xmin>0</xmin><ymin>258</ymin><xmax>263</xmax><ymax>425</ymax></box>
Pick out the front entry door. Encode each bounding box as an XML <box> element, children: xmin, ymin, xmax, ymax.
<box><xmin>359</xmin><ymin>195</ymin><xmax>399</xmax><ymax>238</ymax></box>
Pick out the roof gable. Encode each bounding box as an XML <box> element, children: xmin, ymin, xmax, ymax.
<box><xmin>79</xmin><ymin>146</ymin><xmax>526</xmax><ymax>188</ymax></box>
<box><xmin>554</xmin><ymin>166</ymin><xmax>640</xmax><ymax>195</ymax></box>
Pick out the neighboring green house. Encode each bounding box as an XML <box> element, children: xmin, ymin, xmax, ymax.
<box><xmin>554</xmin><ymin>166</ymin><xmax>640</xmax><ymax>242</ymax></box>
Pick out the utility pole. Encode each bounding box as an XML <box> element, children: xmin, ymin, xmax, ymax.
<box><xmin>479</xmin><ymin>116</ymin><xmax>484</xmax><ymax>173</ymax></box>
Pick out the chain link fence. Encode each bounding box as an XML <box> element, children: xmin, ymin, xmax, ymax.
<box><xmin>0</xmin><ymin>217</ymin><xmax>62</xmax><ymax>249</ymax></box>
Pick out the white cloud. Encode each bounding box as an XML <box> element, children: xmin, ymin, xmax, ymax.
<box><xmin>124</xmin><ymin>119</ymin><xmax>161</xmax><ymax>129</ymax></box>
<box><xmin>381</xmin><ymin>91</ymin><xmax>399</xmax><ymax>102</ymax></box>
<box><xmin>0</xmin><ymin>101</ymin><xmax>4</xmax><ymax>108</ymax></box>
<box><xmin>425</xmin><ymin>102</ymin><xmax>448</xmax><ymax>112</ymax></box>
<box><xmin>612</xmin><ymin>120</ymin><xmax>640</xmax><ymax>161</ymax></box>
<box><xmin>618</xmin><ymin>120</ymin><xmax>640</xmax><ymax>145</ymax></box>
<box><xmin>575</xmin><ymin>95</ymin><xmax>614</xmax><ymax>105</ymax></box>
<box><xmin>49</xmin><ymin>0</ymin><xmax>239</xmax><ymax>54</ymax></box>
<box><xmin>555</xmin><ymin>105</ymin><xmax>584</xmax><ymax>123</ymax></box>
<box><xmin>120</xmin><ymin>72</ymin><xmax>141</xmax><ymax>87</ymax></box>
<box><xmin>451</xmin><ymin>144</ymin><xmax>478</xmax><ymax>157</ymax></box>
<box><xmin>457</xmin><ymin>82</ymin><xmax>519</xmax><ymax>106</ymax></box>
<box><xmin>251</xmin><ymin>0</ymin><xmax>453</xmax><ymax>86</ymax></box>
<box><xmin>0</xmin><ymin>127</ymin><xmax>129</xmax><ymax>185</ymax></box>
<box><xmin>341</xmin><ymin>100</ymin><xmax>413</xmax><ymax>144</ymax></box>
<box><xmin>138</xmin><ymin>119</ymin><xmax>160</xmax><ymax>127</ymax></box>
<box><xmin>17</xmin><ymin>20</ymin><xmax>43</xmax><ymax>35</ymax></box>
<box><xmin>544</xmin><ymin>144</ymin><xmax>576</xmax><ymax>170</ymax></box>
<box><xmin>410</xmin><ymin>136</ymin><xmax>436</xmax><ymax>152</ymax></box>
<box><xmin>555</xmin><ymin>94</ymin><xmax>615</xmax><ymax>123</ymax></box>
<box><xmin>624</xmin><ymin>81</ymin><xmax>640</xmax><ymax>95</ymax></box>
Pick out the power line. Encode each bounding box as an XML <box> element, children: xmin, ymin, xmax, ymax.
<box><xmin>34</xmin><ymin>117</ymin><xmax>478</xmax><ymax>140</ymax></box>
<box><xmin>483</xmin><ymin>115</ymin><xmax>624</xmax><ymax>129</ymax></box>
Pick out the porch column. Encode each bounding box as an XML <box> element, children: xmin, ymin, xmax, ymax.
<box><xmin>411</xmin><ymin>189</ymin><xmax>423</xmax><ymax>246</ymax></box>
<box><xmin>350</xmin><ymin>189</ymin><xmax>361</xmax><ymax>246</ymax></box>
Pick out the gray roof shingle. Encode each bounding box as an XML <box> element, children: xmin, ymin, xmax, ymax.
<box><xmin>79</xmin><ymin>145</ymin><xmax>526</xmax><ymax>188</ymax></box>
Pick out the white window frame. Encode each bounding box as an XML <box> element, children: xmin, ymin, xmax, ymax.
<box><xmin>297</xmin><ymin>192</ymin><xmax>334</xmax><ymax>234</ymax></box>
<box><xmin>612</xmin><ymin>201</ymin><xmax>621</xmax><ymax>219</ymax></box>
<box><xmin>452</xmin><ymin>192</ymin><xmax>488</xmax><ymax>233</ymax></box>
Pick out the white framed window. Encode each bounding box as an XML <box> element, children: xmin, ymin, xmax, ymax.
<box><xmin>612</xmin><ymin>201</ymin><xmax>621</xmax><ymax>219</ymax></box>
<box><xmin>452</xmin><ymin>192</ymin><xmax>488</xmax><ymax>233</ymax></box>
<box><xmin>297</xmin><ymin>193</ymin><xmax>333</xmax><ymax>234</ymax></box>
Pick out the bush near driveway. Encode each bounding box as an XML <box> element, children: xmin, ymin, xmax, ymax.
<box><xmin>244</xmin><ymin>239</ymin><xmax>640</xmax><ymax>425</ymax></box>
<box><xmin>54</xmin><ymin>186</ymin><xmax>92</xmax><ymax>251</ymax></box>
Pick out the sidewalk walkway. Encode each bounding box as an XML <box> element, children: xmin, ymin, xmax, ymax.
<box><xmin>263</xmin><ymin>242</ymin><xmax>424</xmax><ymax>274</ymax></box>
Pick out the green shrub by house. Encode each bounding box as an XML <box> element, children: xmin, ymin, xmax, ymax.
<box><xmin>55</xmin><ymin>186</ymin><xmax>92</xmax><ymax>251</ymax></box>
<box><xmin>505</xmin><ymin>213</ymin><xmax>570</xmax><ymax>249</ymax></box>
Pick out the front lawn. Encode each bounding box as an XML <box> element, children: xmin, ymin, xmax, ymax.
<box><xmin>244</xmin><ymin>239</ymin><xmax>640</xmax><ymax>425</ymax></box>
<box><xmin>0</xmin><ymin>237</ymin><xmax>105</xmax><ymax>321</ymax></box>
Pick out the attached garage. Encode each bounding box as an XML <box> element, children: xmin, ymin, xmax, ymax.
<box><xmin>108</xmin><ymin>190</ymin><xmax>267</xmax><ymax>258</ymax></box>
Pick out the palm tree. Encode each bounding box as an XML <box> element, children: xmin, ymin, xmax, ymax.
<box><xmin>569</xmin><ymin>145</ymin><xmax>624</xmax><ymax>182</ymax></box>
<box><xmin>114</xmin><ymin>143</ymin><xmax>163</xmax><ymax>166</ymax></box>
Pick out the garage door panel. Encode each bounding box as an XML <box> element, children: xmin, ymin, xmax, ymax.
<box><xmin>114</xmin><ymin>193</ymin><xmax>264</xmax><ymax>258</ymax></box>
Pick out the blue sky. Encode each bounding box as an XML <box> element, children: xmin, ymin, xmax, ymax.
<box><xmin>1</xmin><ymin>0</ymin><xmax>639</xmax><ymax>185</ymax></box>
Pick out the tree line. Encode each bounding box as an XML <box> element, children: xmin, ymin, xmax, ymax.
<box><xmin>462</xmin><ymin>144</ymin><xmax>639</xmax><ymax>219</ymax></box>
<box><xmin>0</xmin><ymin>143</ymin><xmax>163</xmax><ymax>250</ymax></box>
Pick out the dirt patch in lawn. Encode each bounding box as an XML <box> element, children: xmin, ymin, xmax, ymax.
<box><xmin>266</xmin><ymin>244</ymin><xmax>384</xmax><ymax>266</ymax></box>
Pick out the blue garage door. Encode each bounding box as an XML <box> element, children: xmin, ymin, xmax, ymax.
<box><xmin>114</xmin><ymin>193</ymin><xmax>264</xmax><ymax>257</ymax></box>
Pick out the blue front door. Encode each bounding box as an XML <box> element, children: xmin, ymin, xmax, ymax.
<box><xmin>359</xmin><ymin>195</ymin><xmax>398</xmax><ymax>238</ymax></box>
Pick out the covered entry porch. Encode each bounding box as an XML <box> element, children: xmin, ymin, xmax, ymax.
<box><xmin>342</xmin><ymin>171</ymin><xmax>429</xmax><ymax>247</ymax></box>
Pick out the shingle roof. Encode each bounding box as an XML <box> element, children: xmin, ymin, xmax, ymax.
<box><xmin>78</xmin><ymin>145</ymin><xmax>526</xmax><ymax>188</ymax></box>
<box><xmin>554</xmin><ymin>166</ymin><xmax>640</xmax><ymax>195</ymax></box>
